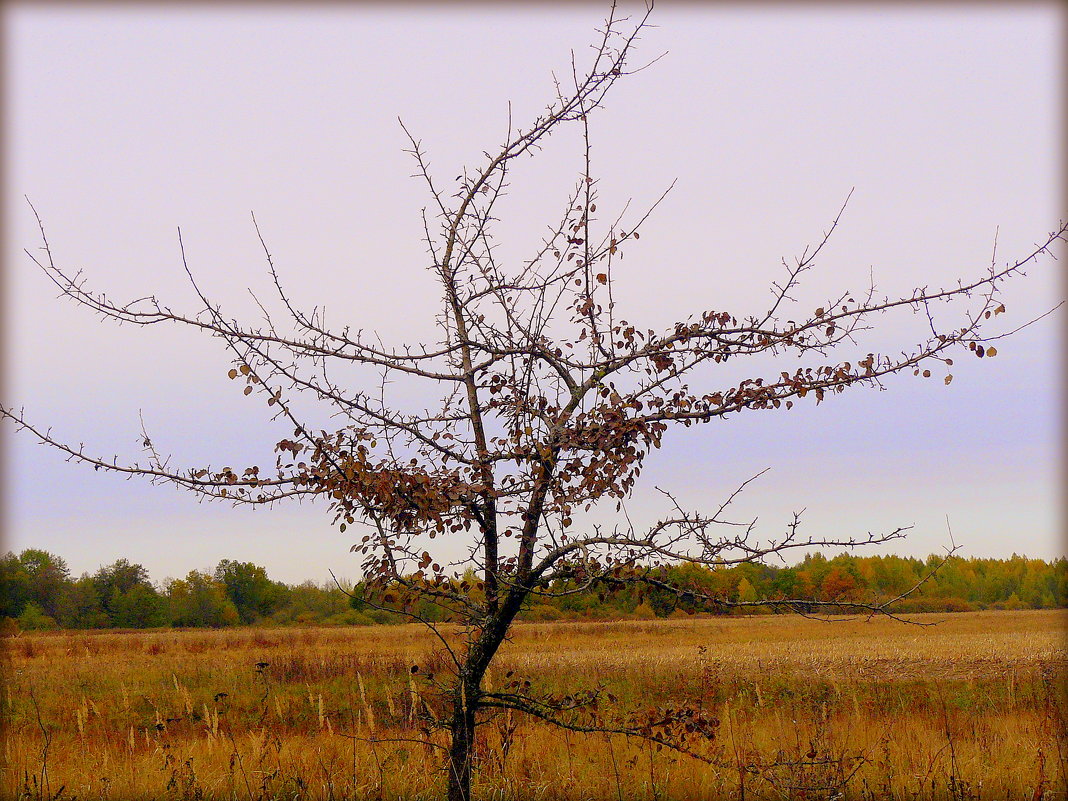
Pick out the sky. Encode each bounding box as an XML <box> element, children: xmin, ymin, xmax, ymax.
<box><xmin>2</xmin><ymin>3</ymin><xmax>1064</xmax><ymax>586</ymax></box>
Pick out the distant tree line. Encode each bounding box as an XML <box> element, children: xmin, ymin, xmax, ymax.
<box><xmin>1</xmin><ymin>552</ymin><xmax>362</xmax><ymax>631</ymax></box>
<box><xmin>1</xmin><ymin>548</ymin><xmax>1064</xmax><ymax>631</ymax></box>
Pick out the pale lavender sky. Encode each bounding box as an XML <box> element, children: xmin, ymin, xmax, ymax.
<box><xmin>3</xmin><ymin>3</ymin><xmax>1063</xmax><ymax>585</ymax></box>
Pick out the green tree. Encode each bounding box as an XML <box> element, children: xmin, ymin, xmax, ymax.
<box><xmin>19</xmin><ymin>549</ymin><xmax>71</xmax><ymax>619</ymax></box>
<box><xmin>167</xmin><ymin>570</ymin><xmax>239</xmax><ymax>628</ymax></box>
<box><xmin>214</xmin><ymin>559</ymin><xmax>278</xmax><ymax>623</ymax></box>
<box><xmin>111</xmin><ymin>583</ymin><xmax>169</xmax><ymax>628</ymax></box>
<box><xmin>736</xmin><ymin>577</ymin><xmax>758</xmax><ymax>604</ymax></box>
<box><xmin>18</xmin><ymin>602</ymin><xmax>57</xmax><ymax>630</ymax></box>
<box><xmin>1052</xmin><ymin>559</ymin><xmax>1068</xmax><ymax>607</ymax></box>
<box><xmin>0</xmin><ymin>552</ymin><xmax>30</xmax><ymax>619</ymax></box>
<box><xmin>56</xmin><ymin>575</ymin><xmax>109</xmax><ymax>629</ymax></box>
<box><xmin>93</xmin><ymin>558</ymin><xmax>160</xmax><ymax>626</ymax></box>
<box><xmin>769</xmin><ymin>566</ymin><xmax>800</xmax><ymax>598</ymax></box>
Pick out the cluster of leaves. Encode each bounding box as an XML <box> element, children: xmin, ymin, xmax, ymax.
<box><xmin>477</xmin><ymin>681</ymin><xmax>722</xmax><ymax>764</ymax></box>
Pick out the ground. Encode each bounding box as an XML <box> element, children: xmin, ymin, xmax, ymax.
<box><xmin>4</xmin><ymin>609</ymin><xmax>1065</xmax><ymax>800</ymax></box>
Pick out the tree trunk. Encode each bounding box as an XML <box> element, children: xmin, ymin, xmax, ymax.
<box><xmin>446</xmin><ymin>590</ymin><xmax>527</xmax><ymax>800</ymax></box>
<box><xmin>446</xmin><ymin>679</ymin><xmax>478</xmax><ymax>801</ymax></box>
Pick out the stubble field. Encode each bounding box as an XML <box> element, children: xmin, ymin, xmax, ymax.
<box><xmin>2</xmin><ymin>609</ymin><xmax>1065</xmax><ymax>800</ymax></box>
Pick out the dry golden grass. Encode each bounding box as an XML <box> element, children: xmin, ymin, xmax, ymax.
<box><xmin>2</xmin><ymin>609</ymin><xmax>1065</xmax><ymax>800</ymax></box>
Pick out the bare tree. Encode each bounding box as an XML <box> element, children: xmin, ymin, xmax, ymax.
<box><xmin>3</xmin><ymin>6</ymin><xmax>1064</xmax><ymax>801</ymax></box>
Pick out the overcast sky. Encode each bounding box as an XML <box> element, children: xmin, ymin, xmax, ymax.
<box><xmin>3</xmin><ymin>3</ymin><xmax>1064</xmax><ymax>586</ymax></box>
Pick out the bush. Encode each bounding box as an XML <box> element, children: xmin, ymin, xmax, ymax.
<box><xmin>633</xmin><ymin>601</ymin><xmax>656</xmax><ymax>620</ymax></box>
<box><xmin>991</xmin><ymin>593</ymin><xmax>1028</xmax><ymax>612</ymax></box>
<box><xmin>367</xmin><ymin>608</ymin><xmax>404</xmax><ymax>625</ymax></box>
<box><xmin>939</xmin><ymin>597</ymin><xmax>978</xmax><ymax>613</ymax></box>
<box><xmin>893</xmin><ymin>596</ymin><xmax>976</xmax><ymax>614</ymax></box>
<box><xmin>323</xmin><ymin>609</ymin><xmax>377</xmax><ymax>626</ymax></box>
<box><xmin>18</xmin><ymin>602</ymin><xmax>57</xmax><ymax>630</ymax></box>
<box><xmin>522</xmin><ymin>604</ymin><xmax>562</xmax><ymax>622</ymax></box>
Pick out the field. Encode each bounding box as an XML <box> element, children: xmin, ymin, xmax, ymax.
<box><xmin>2</xmin><ymin>609</ymin><xmax>1065</xmax><ymax>800</ymax></box>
